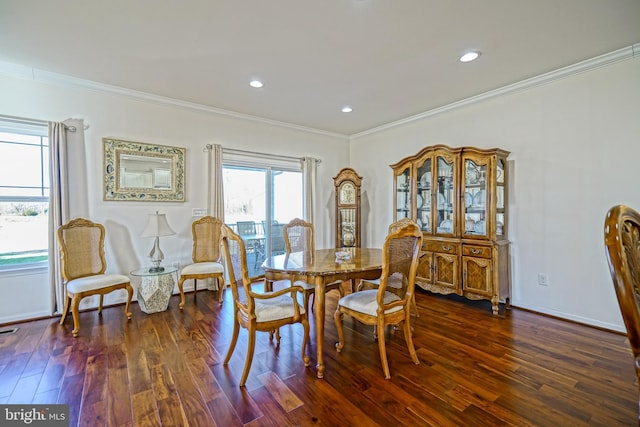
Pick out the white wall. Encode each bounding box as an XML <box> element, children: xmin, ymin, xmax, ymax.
<box><xmin>350</xmin><ymin>57</ymin><xmax>640</xmax><ymax>332</ymax></box>
<box><xmin>0</xmin><ymin>74</ymin><xmax>349</xmax><ymax>323</ymax></box>
<box><xmin>2</xmin><ymin>56</ymin><xmax>638</xmax><ymax>331</ymax></box>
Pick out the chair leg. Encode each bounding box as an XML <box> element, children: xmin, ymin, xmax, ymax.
<box><xmin>178</xmin><ymin>276</ymin><xmax>187</xmax><ymax>309</ymax></box>
<box><xmin>71</xmin><ymin>296</ymin><xmax>81</xmax><ymax>338</ymax></box>
<box><xmin>124</xmin><ymin>284</ymin><xmax>133</xmax><ymax>319</ymax></box>
<box><xmin>335</xmin><ymin>310</ymin><xmax>345</xmax><ymax>352</ymax></box>
<box><xmin>98</xmin><ymin>294</ymin><xmax>104</xmax><ymax>315</ymax></box>
<box><xmin>301</xmin><ymin>317</ymin><xmax>310</xmax><ymax>367</ymax></box>
<box><xmin>377</xmin><ymin>318</ymin><xmax>390</xmax><ymax>379</ymax></box>
<box><xmin>217</xmin><ymin>277</ymin><xmax>224</xmax><ymax>304</ymax></box>
<box><xmin>224</xmin><ymin>320</ymin><xmax>240</xmax><ymax>365</ymax></box>
<box><xmin>403</xmin><ymin>316</ymin><xmax>420</xmax><ymax>366</ymax></box>
<box><xmin>59</xmin><ymin>293</ymin><xmax>71</xmax><ymax>325</ymax></box>
<box><xmin>240</xmin><ymin>329</ymin><xmax>257</xmax><ymax>387</ymax></box>
<box><xmin>303</xmin><ymin>291</ymin><xmax>312</xmax><ymax>315</ymax></box>
<box><xmin>411</xmin><ymin>294</ymin><xmax>419</xmax><ymax>317</ymax></box>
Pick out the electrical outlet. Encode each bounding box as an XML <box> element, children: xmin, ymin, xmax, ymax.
<box><xmin>537</xmin><ymin>273</ymin><xmax>549</xmax><ymax>286</ymax></box>
<box><xmin>192</xmin><ymin>208</ymin><xmax>207</xmax><ymax>217</ymax></box>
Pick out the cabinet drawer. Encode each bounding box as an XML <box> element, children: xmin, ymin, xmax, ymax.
<box><xmin>462</xmin><ymin>245</ymin><xmax>491</xmax><ymax>259</ymax></box>
<box><xmin>424</xmin><ymin>242</ymin><xmax>457</xmax><ymax>254</ymax></box>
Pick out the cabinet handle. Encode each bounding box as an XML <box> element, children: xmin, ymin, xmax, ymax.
<box><xmin>441</xmin><ymin>245</ymin><xmax>452</xmax><ymax>251</ymax></box>
<box><xmin>470</xmin><ymin>248</ymin><xmax>482</xmax><ymax>255</ymax></box>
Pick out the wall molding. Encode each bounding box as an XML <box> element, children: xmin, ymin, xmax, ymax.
<box><xmin>1</xmin><ymin>43</ymin><xmax>638</xmax><ymax>140</ymax></box>
<box><xmin>351</xmin><ymin>43</ymin><xmax>640</xmax><ymax>139</ymax></box>
<box><xmin>0</xmin><ymin>60</ymin><xmax>348</xmax><ymax>140</ymax></box>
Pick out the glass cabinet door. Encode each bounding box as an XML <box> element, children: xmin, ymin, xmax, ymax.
<box><xmin>394</xmin><ymin>165</ymin><xmax>411</xmax><ymax>220</ymax></box>
<box><xmin>463</xmin><ymin>158</ymin><xmax>488</xmax><ymax>237</ymax></box>
<box><xmin>339</xmin><ymin>207</ymin><xmax>357</xmax><ymax>247</ymax></box>
<box><xmin>416</xmin><ymin>157</ymin><xmax>431</xmax><ymax>232</ymax></box>
<box><xmin>435</xmin><ymin>156</ymin><xmax>455</xmax><ymax>235</ymax></box>
<box><xmin>495</xmin><ymin>158</ymin><xmax>506</xmax><ymax>237</ymax></box>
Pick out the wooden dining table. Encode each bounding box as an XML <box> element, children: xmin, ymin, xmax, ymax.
<box><xmin>262</xmin><ymin>247</ymin><xmax>383</xmax><ymax>378</ymax></box>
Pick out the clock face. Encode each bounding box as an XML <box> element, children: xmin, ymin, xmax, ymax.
<box><xmin>340</xmin><ymin>183</ymin><xmax>355</xmax><ymax>204</ymax></box>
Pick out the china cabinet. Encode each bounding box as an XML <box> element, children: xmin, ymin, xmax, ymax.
<box><xmin>334</xmin><ymin>167</ymin><xmax>362</xmax><ymax>248</ymax></box>
<box><xmin>391</xmin><ymin>145</ymin><xmax>510</xmax><ymax>315</ymax></box>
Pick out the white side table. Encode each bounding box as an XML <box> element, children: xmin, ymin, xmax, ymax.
<box><xmin>130</xmin><ymin>266</ymin><xmax>178</xmax><ymax>314</ymax></box>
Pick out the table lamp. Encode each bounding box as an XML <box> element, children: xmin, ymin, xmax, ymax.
<box><xmin>141</xmin><ymin>211</ymin><xmax>175</xmax><ymax>272</ymax></box>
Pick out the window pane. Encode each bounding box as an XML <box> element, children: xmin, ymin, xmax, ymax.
<box><xmin>0</xmin><ymin>202</ymin><xmax>49</xmax><ymax>266</ymax></box>
<box><xmin>273</xmin><ymin>170</ymin><xmax>302</xmax><ymax>224</ymax></box>
<box><xmin>0</xmin><ymin>123</ymin><xmax>49</xmax><ymax>268</ymax></box>
<box><xmin>0</xmin><ymin>138</ymin><xmax>48</xmax><ymax>197</ymax></box>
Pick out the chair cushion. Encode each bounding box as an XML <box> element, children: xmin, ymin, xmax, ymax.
<box><xmin>362</xmin><ymin>272</ymin><xmax>403</xmax><ymax>289</ymax></box>
<box><xmin>294</xmin><ymin>280</ymin><xmax>315</xmax><ymax>290</ymax></box>
<box><xmin>293</xmin><ymin>280</ymin><xmax>342</xmax><ymax>291</ymax></box>
<box><xmin>338</xmin><ymin>289</ymin><xmax>403</xmax><ymax>316</ymax></box>
<box><xmin>181</xmin><ymin>262</ymin><xmax>224</xmax><ymax>275</ymax></box>
<box><xmin>67</xmin><ymin>274</ymin><xmax>129</xmax><ymax>293</ymax></box>
<box><xmin>255</xmin><ymin>294</ymin><xmax>306</xmax><ymax>322</ymax></box>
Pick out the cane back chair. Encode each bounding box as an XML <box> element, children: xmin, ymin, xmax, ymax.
<box><xmin>283</xmin><ymin>218</ymin><xmax>344</xmax><ymax>313</ymax></box>
<box><xmin>220</xmin><ymin>224</ymin><xmax>310</xmax><ymax>387</ymax></box>
<box><xmin>178</xmin><ymin>216</ymin><xmax>225</xmax><ymax>308</ymax></box>
<box><xmin>604</xmin><ymin>204</ymin><xmax>640</xmax><ymax>423</ymax></box>
<box><xmin>57</xmin><ymin>218</ymin><xmax>133</xmax><ymax>337</ymax></box>
<box><xmin>335</xmin><ymin>220</ymin><xmax>422</xmax><ymax>379</ymax></box>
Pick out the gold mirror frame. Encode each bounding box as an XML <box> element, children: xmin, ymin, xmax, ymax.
<box><xmin>103</xmin><ymin>138</ymin><xmax>186</xmax><ymax>202</ymax></box>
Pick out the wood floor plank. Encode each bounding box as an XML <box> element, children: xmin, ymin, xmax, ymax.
<box><xmin>257</xmin><ymin>370</ymin><xmax>303</xmax><ymax>412</ymax></box>
<box><xmin>0</xmin><ymin>287</ymin><xmax>637</xmax><ymax>426</ymax></box>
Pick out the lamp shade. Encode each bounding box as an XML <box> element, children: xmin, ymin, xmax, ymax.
<box><xmin>141</xmin><ymin>211</ymin><xmax>175</xmax><ymax>238</ymax></box>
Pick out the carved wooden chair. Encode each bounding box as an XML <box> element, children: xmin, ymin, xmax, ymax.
<box><xmin>220</xmin><ymin>224</ymin><xmax>310</xmax><ymax>386</ymax></box>
<box><xmin>57</xmin><ymin>218</ymin><xmax>133</xmax><ymax>337</ymax></box>
<box><xmin>335</xmin><ymin>221</ymin><xmax>422</xmax><ymax>379</ymax></box>
<box><xmin>178</xmin><ymin>216</ymin><xmax>225</xmax><ymax>308</ymax></box>
<box><xmin>283</xmin><ymin>218</ymin><xmax>344</xmax><ymax>313</ymax></box>
<box><xmin>358</xmin><ymin>218</ymin><xmax>420</xmax><ymax>317</ymax></box>
<box><xmin>236</xmin><ymin>220</ymin><xmax>265</xmax><ymax>268</ymax></box>
<box><xmin>604</xmin><ymin>204</ymin><xmax>640</xmax><ymax>423</ymax></box>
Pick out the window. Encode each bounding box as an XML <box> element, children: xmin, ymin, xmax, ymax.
<box><xmin>223</xmin><ymin>151</ymin><xmax>303</xmax><ymax>277</ymax></box>
<box><xmin>0</xmin><ymin>119</ymin><xmax>49</xmax><ymax>270</ymax></box>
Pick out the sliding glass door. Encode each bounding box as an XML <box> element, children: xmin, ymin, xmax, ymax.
<box><xmin>223</xmin><ymin>165</ymin><xmax>302</xmax><ymax>277</ymax></box>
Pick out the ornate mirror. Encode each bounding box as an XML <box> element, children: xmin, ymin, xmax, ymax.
<box><xmin>103</xmin><ymin>138</ymin><xmax>186</xmax><ymax>202</ymax></box>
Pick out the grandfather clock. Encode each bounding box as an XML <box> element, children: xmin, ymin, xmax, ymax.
<box><xmin>333</xmin><ymin>167</ymin><xmax>362</xmax><ymax>248</ymax></box>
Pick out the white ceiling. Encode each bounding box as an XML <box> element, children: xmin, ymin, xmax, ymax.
<box><xmin>1</xmin><ymin>1</ymin><xmax>639</xmax><ymax>136</ymax></box>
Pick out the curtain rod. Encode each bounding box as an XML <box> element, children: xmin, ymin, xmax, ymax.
<box><xmin>204</xmin><ymin>144</ymin><xmax>320</xmax><ymax>163</ymax></box>
<box><xmin>0</xmin><ymin>114</ymin><xmax>82</xmax><ymax>132</ymax></box>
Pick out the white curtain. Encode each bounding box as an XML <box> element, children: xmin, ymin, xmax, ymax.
<box><xmin>207</xmin><ymin>144</ymin><xmax>225</xmax><ymax>290</ymax></box>
<box><xmin>301</xmin><ymin>156</ymin><xmax>319</xmax><ymax>225</ymax></box>
<box><xmin>48</xmin><ymin>121</ymin><xmax>70</xmax><ymax>314</ymax></box>
<box><xmin>208</xmin><ymin>144</ymin><xmax>225</xmax><ymax>220</ymax></box>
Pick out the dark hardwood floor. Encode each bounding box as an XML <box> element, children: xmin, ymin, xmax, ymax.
<box><xmin>0</xmin><ymin>283</ymin><xmax>636</xmax><ymax>426</ymax></box>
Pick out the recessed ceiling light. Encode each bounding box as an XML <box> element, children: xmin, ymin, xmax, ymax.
<box><xmin>459</xmin><ymin>51</ymin><xmax>481</xmax><ymax>63</ymax></box>
<box><xmin>341</xmin><ymin>106</ymin><xmax>353</xmax><ymax>113</ymax></box>
<box><xmin>249</xmin><ymin>80</ymin><xmax>264</xmax><ymax>88</ymax></box>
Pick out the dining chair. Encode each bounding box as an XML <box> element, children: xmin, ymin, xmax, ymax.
<box><xmin>178</xmin><ymin>216</ymin><xmax>225</xmax><ymax>308</ymax></box>
<box><xmin>57</xmin><ymin>218</ymin><xmax>133</xmax><ymax>337</ymax></box>
<box><xmin>270</xmin><ymin>223</ymin><xmax>286</xmax><ymax>255</ymax></box>
<box><xmin>220</xmin><ymin>224</ymin><xmax>310</xmax><ymax>387</ymax></box>
<box><xmin>283</xmin><ymin>218</ymin><xmax>344</xmax><ymax>313</ymax></box>
<box><xmin>335</xmin><ymin>220</ymin><xmax>422</xmax><ymax>379</ymax></box>
<box><xmin>237</xmin><ymin>220</ymin><xmax>265</xmax><ymax>268</ymax></box>
<box><xmin>604</xmin><ymin>204</ymin><xmax>640</xmax><ymax>423</ymax></box>
<box><xmin>358</xmin><ymin>218</ymin><xmax>420</xmax><ymax>317</ymax></box>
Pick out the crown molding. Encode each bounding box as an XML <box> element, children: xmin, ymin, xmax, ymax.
<box><xmin>351</xmin><ymin>43</ymin><xmax>640</xmax><ymax>139</ymax></box>
<box><xmin>1</xmin><ymin>43</ymin><xmax>637</xmax><ymax>140</ymax></box>
<box><xmin>0</xmin><ymin>61</ymin><xmax>348</xmax><ymax>140</ymax></box>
